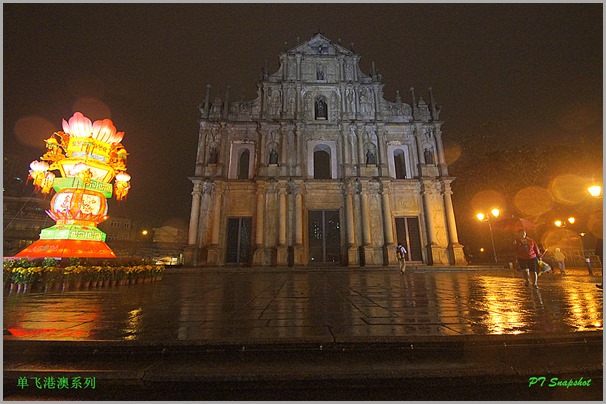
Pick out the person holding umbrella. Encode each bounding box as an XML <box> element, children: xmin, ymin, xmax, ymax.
<box><xmin>513</xmin><ymin>228</ymin><xmax>542</xmax><ymax>288</ymax></box>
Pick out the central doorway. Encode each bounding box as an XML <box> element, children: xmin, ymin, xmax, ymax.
<box><xmin>395</xmin><ymin>217</ymin><xmax>423</xmax><ymax>263</ymax></box>
<box><xmin>225</xmin><ymin>217</ymin><xmax>252</xmax><ymax>264</ymax></box>
<box><xmin>308</xmin><ymin>210</ymin><xmax>340</xmax><ymax>265</ymax></box>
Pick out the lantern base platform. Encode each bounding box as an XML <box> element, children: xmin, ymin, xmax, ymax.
<box><xmin>15</xmin><ymin>239</ymin><xmax>116</xmax><ymax>259</ymax></box>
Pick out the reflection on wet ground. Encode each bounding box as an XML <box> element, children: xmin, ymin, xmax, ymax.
<box><xmin>3</xmin><ymin>269</ymin><xmax>603</xmax><ymax>342</ymax></box>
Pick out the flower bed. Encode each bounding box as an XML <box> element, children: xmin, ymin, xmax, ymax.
<box><xmin>3</xmin><ymin>258</ymin><xmax>164</xmax><ymax>293</ymax></box>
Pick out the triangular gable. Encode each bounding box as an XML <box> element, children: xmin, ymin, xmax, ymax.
<box><xmin>287</xmin><ymin>33</ymin><xmax>353</xmax><ymax>56</ymax></box>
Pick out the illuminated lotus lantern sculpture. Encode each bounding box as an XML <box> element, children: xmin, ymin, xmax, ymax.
<box><xmin>16</xmin><ymin>112</ymin><xmax>131</xmax><ymax>258</ymax></box>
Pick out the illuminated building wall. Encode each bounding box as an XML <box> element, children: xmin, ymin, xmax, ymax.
<box><xmin>186</xmin><ymin>34</ymin><xmax>465</xmax><ymax>267</ymax></box>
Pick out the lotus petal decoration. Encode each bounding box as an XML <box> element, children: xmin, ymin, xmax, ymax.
<box><xmin>112</xmin><ymin>131</ymin><xmax>125</xmax><ymax>144</ymax></box>
<box><xmin>115</xmin><ymin>172</ymin><xmax>131</xmax><ymax>182</ymax></box>
<box><xmin>92</xmin><ymin>119</ymin><xmax>117</xmax><ymax>143</ymax></box>
<box><xmin>30</xmin><ymin>160</ymin><xmax>49</xmax><ymax>172</ymax></box>
<box><xmin>62</xmin><ymin>112</ymin><xmax>92</xmax><ymax>138</ymax></box>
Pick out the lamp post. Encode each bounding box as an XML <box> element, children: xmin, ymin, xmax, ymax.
<box><xmin>477</xmin><ymin>208</ymin><xmax>500</xmax><ymax>263</ymax></box>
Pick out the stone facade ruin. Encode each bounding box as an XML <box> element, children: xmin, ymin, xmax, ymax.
<box><xmin>185</xmin><ymin>34</ymin><xmax>466</xmax><ymax>267</ymax></box>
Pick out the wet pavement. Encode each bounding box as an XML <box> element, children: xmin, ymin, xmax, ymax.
<box><xmin>3</xmin><ymin>266</ymin><xmax>603</xmax><ymax>342</ymax></box>
<box><xmin>3</xmin><ymin>266</ymin><xmax>604</xmax><ymax>400</ymax></box>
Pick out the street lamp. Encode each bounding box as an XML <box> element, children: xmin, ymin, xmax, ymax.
<box><xmin>476</xmin><ymin>208</ymin><xmax>500</xmax><ymax>263</ymax></box>
<box><xmin>554</xmin><ymin>217</ymin><xmax>575</xmax><ymax>228</ymax></box>
<box><xmin>588</xmin><ymin>185</ymin><xmax>602</xmax><ymax>199</ymax></box>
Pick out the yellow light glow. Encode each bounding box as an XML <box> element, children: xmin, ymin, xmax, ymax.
<box><xmin>554</xmin><ymin>220</ymin><xmax>563</xmax><ymax>227</ymax></box>
<box><xmin>476</xmin><ymin>213</ymin><xmax>485</xmax><ymax>221</ymax></box>
<box><xmin>480</xmin><ymin>247</ymin><xmax>485</xmax><ymax>252</ymax></box>
<box><xmin>567</xmin><ymin>217</ymin><xmax>575</xmax><ymax>224</ymax></box>
<box><xmin>588</xmin><ymin>185</ymin><xmax>602</xmax><ymax>198</ymax></box>
<box><xmin>142</xmin><ymin>230</ymin><xmax>148</xmax><ymax>236</ymax></box>
<box><xmin>491</xmin><ymin>208</ymin><xmax>500</xmax><ymax>218</ymax></box>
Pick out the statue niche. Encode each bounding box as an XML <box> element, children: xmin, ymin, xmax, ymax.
<box><xmin>315</xmin><ymin>97</ymin><xmax>328</xmax><ymax>120</ymax></box>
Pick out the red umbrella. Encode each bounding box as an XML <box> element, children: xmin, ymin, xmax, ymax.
<box><xmin>492</xmin><ymin>217</ymin><xmax>536</xmax><ymax>232</ymax></box>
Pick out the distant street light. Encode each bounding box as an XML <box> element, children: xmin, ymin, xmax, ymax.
<box><xmin>476</xmin><ymin>208</ymin><xmax>500</xmax><ymax>263</ymax></box>
<box><xmin>554</xmin><ymin>217</ymin><xmax>576</xmax><ymax>228</ymax></box>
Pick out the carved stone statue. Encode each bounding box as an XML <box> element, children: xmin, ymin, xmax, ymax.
<box><xmin>315</xmin><ymin>98</ymin><xmax>327</xmax><ymax>119</ymax></box>
<box><xmin>208</xmin><ymin>147</ymin><xmax>218</xmax><ymax>164</ymax></box>
<box><xmin>366</xmin><ymin>148</ymin><xmax>376</xmax><ymax>165</ymax></box>
<box><xmin>424</xmin><ymin>148</ymin><xmax>434</xmax><ymax>165</ymax></box>
<box><xmin>269</xmin><ymin>148</ymin><xmax>279</xmax><ymax>165</ymax></box>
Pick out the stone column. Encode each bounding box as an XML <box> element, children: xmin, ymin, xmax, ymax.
<box><xmin>295</xmin><ymin>125</ymin><xmax>302</xmax><ymax>177</ymax></box>
<box><xmin>211</xmin><ymin>194</ymin><xmax>222</xmax><ymax>245</ymax></box>
<box><xmin>296</xmin><ymin>53</ymin><xmax>302</xmax><ymax>81</ymax></box>
<box><xmin>280</xmin><ymin>126</ymin><xmax>288</xmax><ymax>168</ymax></box>
<box><xmin>277</xmin><ymin>187</ymin><xmax>288</xmax><ymax>266</ymax></box>
<box><xmin>207</xmin><ymin>185</ymin><xmax>223</xmax><ymax>265</ymax></box>
<box><xmin>422</xmin><ymin>180</ymin><xmax>438</xmax><ymax>265</ymax></box>
<box><xmin>281</xmin><ymin>54</ymin><xmax>288</xmax><ymax>80</ymax></box>
<box><xmin>414</xmin><ymin>124</ymin><xmax>424</xmax><ymax>174</ymax></box>
<box><xmin>259</xmin><ymin>127</ymin><xmax>266</xmax><ymax>166</ymax></box>
<box><xmin>253</xmin><ymin>184</ymin><xmax>265</xmax><ymax>265</ymax></box>
<box><xmin>294</xmin><ymin>186</ymin><xmax>305</xmax><ymax>265</ymax></box>
<box><xmin>184</xmin><ymin>180</ymin><xmax>203</xmax><ymax>266</ymax></box>
<box><xmin>354</xmin><ymin>85</ymin><xmax>360</xmax><ymax>118</ymax></box>
<box><xmin>443</xmin><ymin>184</ymin><xmax>466</xmax><ymax>265</ymax></box>
<box><xmin>338</xmin><ymin>55</ymin><xmax>344</xmax><ymax>82</ymax></box>
<box><xmin>356</xmin><ymin>125</ymin><xmax>365</xmax><ymax>172</ymax></box>
<box><xmin>195</xmin><ymin>127</ymin><xmax>207</xmax><ymax>176</ymax></box>
<box><xmin>345</xmin><ymin>183</ymin><xmax>359</xmax><ymax>266</ymax></box>
<box><xmin>187</xmin><ymin>181</ymin><xmax>202</xmax><ymax>246</ymax></box>
<box><xmin>342</xmin><ymin>125</ymin><xmax>351</xmax><ymax>176</ymax></box>
<box><xmin>340</xmin><ymin>84</ymin><xmax>346</xmax><ymax>117</ymax></box>
<box><xmin>377</xmin><ymin>126</ymin><xmax>388</xmax><ymax>175</ymax></box>
<box><xmin>360</xmin><ymin>190</ymin><xmax>371</xmax><ymax>247</ymax></box>
<box><xmin>381</xmin><ymin>183</ymin><xmax>396</xmax><ymax>265</ymax></box>
<box><xmin>295</xmin><ymin>83</ymin><xmax>302</xmax><ymax>120</ymax></box>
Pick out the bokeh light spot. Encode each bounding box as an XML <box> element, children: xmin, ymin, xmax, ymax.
<box><xmin>541</xmin><ymin>228</ymin><xmax>583</xmax><ymax>253</ymax></box>
<box><xmin>14</xmin><ymin>115</ymin><xmax>56</xmax><ymax>148</ymax></box>
<box><xmin>549</xmin><ymin>174</ymin><xmax>590</xmax><ymax>205</ymax></box>
<box><xmin>443</xmin><ymin>143</ymin><xmax>462</xmax><ymax>165</ymax></box>
<box><xmin>514</xmin><ymin>186</ymin><xmax>554</xmax><ymax>217</ymax></box>
<box><xmin>72</xmin><ymin>97</ymin><xmax>112</xmax><ymax>121</ymax></box>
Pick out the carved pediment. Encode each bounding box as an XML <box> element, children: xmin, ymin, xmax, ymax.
<box><xmin>287</xmin><ymin>33</ymin><xmax>353</xmax><ymax>57</ymax></box>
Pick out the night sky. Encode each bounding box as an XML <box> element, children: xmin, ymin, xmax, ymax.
<box><xmin>4</xmin><ymin>3</ymin><xmax>602</xmax><ymax>237</ymax></box>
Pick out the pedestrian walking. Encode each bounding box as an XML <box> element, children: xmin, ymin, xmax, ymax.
<box><xmin>553</xmin><ymin>247</ymin><xmax>566</xmax><ymax>274</ymax></box>
<box><xmin>396</xmin><ymin>243</ymin><xmax>407</xmax><ymax>274</ymax></box>
<box><xmin>513</xmin><ymin>229</ymin><xmax>541</xmax><ymax>288</ymax></box>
